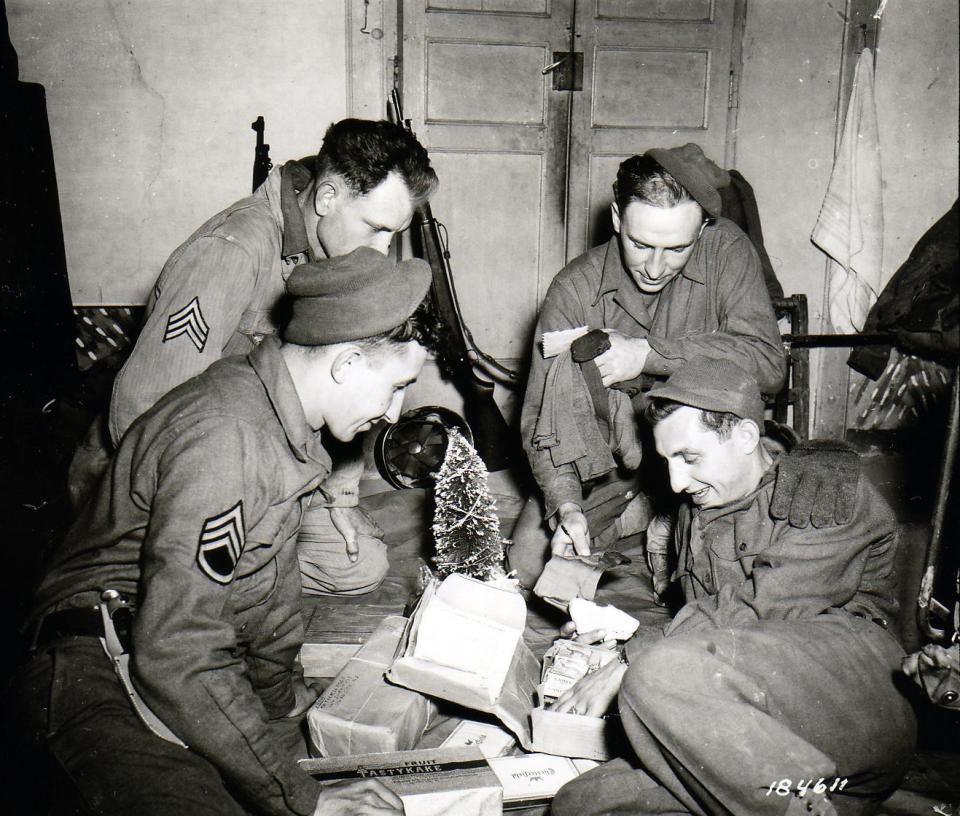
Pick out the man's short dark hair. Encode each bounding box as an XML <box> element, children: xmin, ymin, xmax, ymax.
<box><xmin>645</xmin><ymin>397</ymin><xmax>740</xmax><ymax>440</ymax></box>
<box><xmin>355</xmin><ymin>295</ymin><xmax>444</xmax><ymax>359</ymax></box>
<box><xmin>614</xmin><ymin>154</ymin><xmax>695</xmax><ymax>213</ymax></box>
<box><xmin>293</xmin><ymin>296</ymin><xmax>443</xmax><ymax>362</ymax></box>
<box><xmin>315</xmin><ymin>119</ymin><xmax>438</xmax><ymax>205</ymax></box>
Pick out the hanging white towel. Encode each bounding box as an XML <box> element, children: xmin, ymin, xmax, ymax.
<box><xmin>812</xmin><ymin>48</ymin><xmax>884</xmax><ymax>334</ymax></box>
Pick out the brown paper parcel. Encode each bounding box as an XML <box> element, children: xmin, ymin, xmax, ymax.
<box><xmin>307</xmin><ymin>615</ymin><xmax>438</xmax><ymax>756</ymax></box>
<box><xmin>387</xmin><ymin>574</ymin><xmax>542</xmax><ymax>748</ymax></box>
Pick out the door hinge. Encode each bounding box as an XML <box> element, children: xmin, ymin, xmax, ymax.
<box><xmin>727</xmin><ymin>69</ymin><xmax>740</xmax><ymax>109</ymax></box>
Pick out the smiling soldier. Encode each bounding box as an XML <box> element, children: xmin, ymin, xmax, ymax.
<box><xmin>550</xmin><ymin>358</ymin><xmax>917</xmax><ymax>816</ymax></box>
<box><xmin>15</xmin><ymin>248</ymin><xmax>439</xmax><ymax>816</ymax></box>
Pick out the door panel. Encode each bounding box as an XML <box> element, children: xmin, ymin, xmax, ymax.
<box><xmin>426</xmin><ymin>40</ymin><xmax>548</xmax><ymax>125</ymax></box>
<box><xmin>567</xmin><ymin>0</ymin><xmax>743</xmax><ymax>254</ymax></box>
<box><xmin>402</xmin><ymin>0</ymin><xmax>571</xmax><ymax>359</ymax></box>
<box><xmin>401</xmin><ymin>0</ymin><xmax>744</xmax><ymax>359</ymax></box>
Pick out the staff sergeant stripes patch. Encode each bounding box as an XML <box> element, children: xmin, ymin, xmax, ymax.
<box><xmin>164</xmin><ymin>296</ymin><xmax>209</xmax><ymax>352</ymax></box>
<box><xmin>196</xmin><ymin>501</ymin><xmax>245</xmax><ymax>584</ymax></box>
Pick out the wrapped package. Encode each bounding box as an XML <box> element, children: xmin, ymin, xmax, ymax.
<box><xmin>307</xmin><ymin>615</ymin><xmax>437</xmax><ymax>756</ymax></box>
<box><xmin>388</xmin><ymin>574</ymin><xmax>541</xmax><ymax>748</ymax></box>
<box><xmin>299</xmin><ymin>580</ymin><xmax>408</xmax><ymax>678</ymax></box>
<box><xmin>299</xmin><ymin>746</ymin><xmax>501</xmax><ymax>816</ymax></box>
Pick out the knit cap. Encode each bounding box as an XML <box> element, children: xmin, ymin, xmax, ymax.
<box><xmin>648</xmin><ymin>358</ymin><xmax>765</xmax><ymax>425</ymax></box>
<box><xmin>283</xmin><ymin>247</ymin><xmax>431</xmax><ymax>344</ymax></box>
<box><xmin>646</xmin><ymin>143</ymin><xmax>724</xmax><ymax>219</ymax></box>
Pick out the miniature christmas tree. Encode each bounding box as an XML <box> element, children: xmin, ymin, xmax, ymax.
<box><xmin>432</xmin><ymin>428</ymin><xmax>506</xmax><ymax>581</ymax></box>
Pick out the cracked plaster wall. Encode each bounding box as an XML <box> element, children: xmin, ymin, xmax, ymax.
<box><xmin>736</xmin><ymin>0</ymin><xmax>959</xmax><ymax>334</ymax></box>
<box><xmin>7</xmin><ymin>0</ymin><xmax>958</xmax><ymax>315</ymax></box>
<box><xmin>8</xmin><ymin>0</ymin><xmax>348</xmax><ymax>304</ymax></box>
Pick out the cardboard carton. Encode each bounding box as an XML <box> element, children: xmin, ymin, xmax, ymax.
<box><xmin>299</xmin><ymin>746</ymin><xmax>501</xmax><ymax>816</ymax></box>
<box><xmin>307</xmin><ymin>615</ymin><xmax>437</xmax><ymax>756</ymax></box>
<box><xmin>387</xmin><ymin>573</ymin><xmax>541</xmax><ymax>747</ymax></box>
<box><xmin>388</xmin><ymin>574</ymin><xmax>627</xmax><ymax>759</ymax></box>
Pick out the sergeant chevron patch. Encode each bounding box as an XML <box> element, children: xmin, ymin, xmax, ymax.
<box><xmin>197</xmin><ymin>501</ymin><xmax>245</xmax><ymax>584</ymax></box>
<box><xmin>164</xmin><ymin>296</ymin><xmax>209</xmax><ymax>352</ymax></box>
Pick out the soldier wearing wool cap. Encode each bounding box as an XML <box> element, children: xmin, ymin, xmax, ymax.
<box><xmin>13</xmin><ymin>248</ymin><xmax>440</xmax><ymax>816</ymax></box>
<box><xmin>550</xmin><ymin>357</ymin><xmax>917</xmax><ymax>816</ymax></box>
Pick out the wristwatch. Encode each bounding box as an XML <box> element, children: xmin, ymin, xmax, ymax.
<box><xmin>617</xmin><ymin>645</ymin><xmax>630</xmax><ymax>666</ymax></box>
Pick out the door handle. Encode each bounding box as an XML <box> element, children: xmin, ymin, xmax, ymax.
<box><xmin>542</xmin><ymin>55</ymin><xmax>569</xmax><ymax>75</ymax></box>
<box><xmin>543</xmin><ymin>52</ymin><xmax>583</xmax><ymax>91</ymax></box>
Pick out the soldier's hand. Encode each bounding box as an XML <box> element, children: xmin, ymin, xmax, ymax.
<box><xmin>902</xmin><ymin>644</ymin><xmax>960</xmax><ymax>709</ymax></box>
<box><xmin>285</xmin><ymin>675</ymin><xmax>321</xmax><ymax>718</ymax></box>
<box><xmin>552</xmin><ymin>658</ymin><xmax>627</xmax><ymax>717</ymax></box>
<box><xmin>644</xmin><ymin>514</ymin><xmax>673</xmax><ymax>601</ymax></box>
<box><xmin>313</xmin><ymin>779</ymin><xmax>403</xmax><ymax>815</ymax></box>
<box><xmin>559</xmin><ymin>621</ymin><xmax>618</xmax><ymax>650</ymax></box>
<box><xmin>771</xmin><ymin>440</ymin><xmax>860</xmax><ymax>528</ymax></box>
<box><xmin>594</xmin><ymin>331</ymin><xmax>651</xmax><ymax>387</ymax></box>
<box><xmin>552</xmin><ymin>504</ymin><xmax>591</xmax><ymax>558</ymax></box>
<box><xmin>330</xmin><ymin>506</ymin><xmax>384</xmax><ymax>562</ymax></box>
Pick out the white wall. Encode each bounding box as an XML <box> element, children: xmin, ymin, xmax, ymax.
<box><xmin>8</xmin><ymin>0</ymin><xmax>349</xmax><ymax>304</ymax></box>
<box><xmin>874</xmin><ymin>0</ymin><xmax>959</xmax><ymax>281</ymax></box>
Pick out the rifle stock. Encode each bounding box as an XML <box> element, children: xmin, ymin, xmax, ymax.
<box><xmin>389</xmin><ymin>91</ymin><xmax>513</xmax><ymax>471</ymax></box>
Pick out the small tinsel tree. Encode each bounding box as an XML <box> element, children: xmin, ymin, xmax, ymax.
<box><xmin>432</xmin><ymin>428</ymin><xmax>506</xmax><ymax>581</ymax></box>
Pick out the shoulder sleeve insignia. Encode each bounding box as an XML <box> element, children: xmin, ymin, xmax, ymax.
<box><xmin>197</xmin><ymin>500</ymin><xmax>245</xmax><ymax>584</ymax></box>
<box><xmin>163</xmin><ymin>296</ymin><xmax>209</xmax><ymax>353</ymax></box>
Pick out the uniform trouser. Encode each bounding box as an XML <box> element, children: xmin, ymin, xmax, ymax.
<box><xmin>10</xmin><ymin>637</ymin><xmax>307</xmax><ymax>816</ymax></box>
<box><xmin>296</xmin><ymin>502</ymin><xmax>389</xmax><ymax>596</ymax></box>
<box><xmin>553</xmin><ymin>614</ymin><xmax>917</xmax><ymax>816</ymax></box>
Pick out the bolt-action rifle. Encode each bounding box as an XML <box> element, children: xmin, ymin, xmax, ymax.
<box><xmin>388</xmin><ymin>89</ymin><xmax>516</xmax><ymax>471</ymax></box>
<box><xmin>251</xmin><ymin>116</ymin><xmax>273</xmax><ymax>193</ymax></box>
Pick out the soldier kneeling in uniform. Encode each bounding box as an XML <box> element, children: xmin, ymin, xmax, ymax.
<box><xmin>550</xmin><ymin>358</ymin><xmax>917</xmax><ymax>816</ymax></box>
<box><xmin>13</xmin><ymin>247</ymin><xmax>438</xmax><ymax>816</ymax></box>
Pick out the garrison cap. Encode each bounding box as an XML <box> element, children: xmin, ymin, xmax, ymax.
<box><xmin>283</xmin><ymin>247</ymin><xmax>431</xmax><ymax>345</ymax></box>
<box><xmin>645</xmin><ymin>143</ymin><xmax>723</xmax><ymax>219</ymax></box>
<box><xmin>648</xmin><ymin>358</ymin><xmax>765</xmax><ymax>426</ymax></box>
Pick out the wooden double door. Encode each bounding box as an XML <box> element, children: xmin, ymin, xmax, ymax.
<box><xmin>399</xmin><ymin>0</ymin><xmax>746</xmax><ymax>363</ymax></box>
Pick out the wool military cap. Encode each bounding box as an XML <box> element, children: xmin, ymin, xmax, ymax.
<box><xmin>645</xmin><ymin>143</ymin><xmax>723</xmax><ymax>219</ymax></box>
<box><xmin>283</xmin><ymin>247</ymin><xmax>431</xmax><ymax>345</ymax></box>
<box><xmin>648</xmin><ymin>358</ymin><xmax>765</xmax><ymax>426</ymax></box>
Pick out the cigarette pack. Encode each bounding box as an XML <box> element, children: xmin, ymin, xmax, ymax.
<box><xmin>540</xmin><ymin>639</ymin><xmax>619</xmax><ymax>705</ymax></box>
<box><xmin>439</xmin><ymin>718</ymin><xmax>517</xmax><ymax>758</ymax></box>
<box><xmin>487</xmin><ymin>753</ymin><xmax>581</xmax><ymax>809</ymax></box>
<box><xmin>299</xmin><ymin>746</ymin><xmax>501</xmax><ymax>816</ymax></box>
<box><xmin>307</xmin><ymin>615</ymin><xmax>437</xmax><ymax>756</ymax></box>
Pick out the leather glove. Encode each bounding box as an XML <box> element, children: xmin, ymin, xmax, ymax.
<box><xmin>571</xmin><ymin>329</ymin><xmax>611</xmax><ymax>362</ymax></box>
<box><xmin>771</xmin><ymin>440</ymin><xmax>861</xmax><ymax>528</ymax></box>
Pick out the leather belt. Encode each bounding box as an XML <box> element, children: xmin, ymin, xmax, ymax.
<box><xmin>31</xmin><ymin>606</ymin><xmax>132</xmax><ymax>652</ymax></box>
<box><xmin>852</xmin><ymin>611</ymin><xmax>888</xmax><ymax>630</ymax></box>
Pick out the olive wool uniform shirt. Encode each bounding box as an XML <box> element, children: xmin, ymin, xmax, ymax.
<box><xmin>522</xmin><ymin>221</ymin><xmax>787</xmax><ymax>519</ymax></box>
<box><xmin>32</xmin><ymin>338</ymin><xmax>331</xmax><ymax>815</ymax></box>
